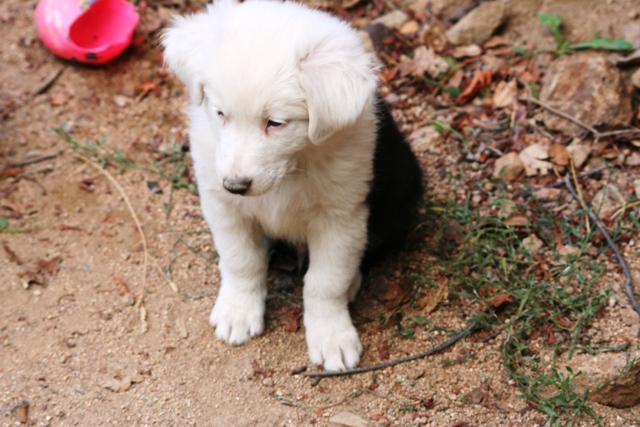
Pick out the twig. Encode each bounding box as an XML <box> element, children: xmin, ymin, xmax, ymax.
<box><xmin>519</xmin><ymin>96</ymin><xmax>599</xmax><ymax>136</ymax></box>
<box><xmin>273</xmin><ymin>389</ymin><xmax>361</xmax><ymax>410</ymax></box>
<box><xmin>563</xmin><ymin>176</ymin><xmax>640</xmax><ymax>315</ymax></box>
<box><xmin>597</xmin><ymin>129</ymin><xmax>640</xmax><ymax>139</ymax></box>
<box><xmin>569</xmin><ymin>157</ymin><xmax>590</xmax><ymax>234</ymax></box>
<box><xmin>305</xmin><ymin>321</ymin><xmax>477</xmax><ymax>378</ymax></box>
<box><xmin>71</xmin><ymin>153</ymin><xmax>149</xmax><ymax>294</ymax></box>
<box><xmin>10</xmin><ymin>152</ymin><xmax>58</xmax><ymax>167</ymax></box>
<box><xmin>519</xmin><ymin>96</ymin><xmax>640</xmax><ymax>142</ymax></box>
<box><xmin>522</xmin><ymin>166</ymin><xmax>607</xmax><ymax>197</ymax></box>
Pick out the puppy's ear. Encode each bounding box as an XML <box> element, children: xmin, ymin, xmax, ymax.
<box><xmin>299</xmin><ymin>35</ymin><xmax>378</xmax><ymax>144</ymax></box>
<box><xmin>161</xmin><ymin>13</ymin><xmax>215</xmax><ymax>105</ymax></box>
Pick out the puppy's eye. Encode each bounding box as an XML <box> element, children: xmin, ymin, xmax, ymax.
<box><xmin>267</xmin><ymin>120</ymin><xmax>284</xmax><ymax>129</ymax></box>
<box><xmin>217</xmin><ymin>111</ymin><xmax>225</xmax><ymax>118</ymax></box>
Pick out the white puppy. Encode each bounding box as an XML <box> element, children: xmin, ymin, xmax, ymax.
<box><xmin>162</xmin><ymin>0</ymin><xmax>421</xmax><ymax>371</ymax></box>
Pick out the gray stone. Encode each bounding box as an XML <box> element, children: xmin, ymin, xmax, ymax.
<box><xmin>408</xmin><ymin>125</ymin><xmax>442</xmax><ymax>153</ymax></box>
<box><xmin>329</xmin><ymin>411</ymin><xmax>368</xmax><ymax>427</ymax></box>
<box><xmin>540</xmin><ymin>53</ymin><xmax>633</xmax><ymax>135</ymax></box>
<box><xmin>371</xmin><ymin>9</ymin><xmax>409</xmax><ymax>30</ymax></box>
<box><xmin>445</xmin><ymin>1</ymin><xmax>506</xmax><ymax>46</ymax></box>
<box><xmin>565</xmin><ymin>351</ymin><xmax>640</xmax><ymax>408</ymax></box>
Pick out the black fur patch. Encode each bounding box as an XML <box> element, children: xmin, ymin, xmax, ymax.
<box><xmin>361</xmin><ymin>100</ymin><xmax>423</xmax><ymax>272</ymax></box>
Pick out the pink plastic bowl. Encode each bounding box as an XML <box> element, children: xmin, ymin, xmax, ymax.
<box><xmin>35</xmin><ymin>0</ymin><xmax>140</xmax><ymax>64</ymax></box>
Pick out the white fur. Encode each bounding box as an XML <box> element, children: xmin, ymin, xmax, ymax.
<box><xmin>162</xmin><ymin>0</ymin><xmax>378</xmax><ymax>371</ymax></box>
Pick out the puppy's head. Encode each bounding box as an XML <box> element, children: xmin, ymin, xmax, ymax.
<box><xmin>162</xmin><ymin>0</ymin><xmax>377</xmax><ymax>196</ymax></box>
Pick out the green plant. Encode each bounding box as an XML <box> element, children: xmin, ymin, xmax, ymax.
<box><xmin>537</xmin><ymin>13</ymin><xmax>632</xmax><ymax>56</ymax></box>
<box><xmin>402</xmin><ymin>191</ymin><xmax>634</xmax><ymax>424</ymax></box>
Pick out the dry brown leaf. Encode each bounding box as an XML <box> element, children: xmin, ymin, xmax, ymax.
<box><xmin>373</xmin><ymin>277</ymin><xmax>412</xmax><ymax>308</ymax></box>
<box><xmin>548</xmin><ymin>143</ymin><xmax>570</xmax><ymax>166</ymax></box>
<box><xmin>519</xmin><ymin>143</ymin><xmax>552</xmax><ymax>176</ymax></box>
<box><xmin>49</xmin><ymin>93</ymin><xmax>72</xmax><ymax>106</ymax></box>
<box><xmin>284</xmin><ymin>307</ymin><xmax>302</xmax><ymax>332</ymax></box>
<box><xmin>458</xmin><ymin>69</ymin><xmax>492</xmax><ymax>103</ymax></box>
<box><xmin>252</xmin><ymin>359</ymin><xmax>273</xmax><ymax>378</ymax></box>
<box><xmin>18</xmin><ymin>257</ymin><xmax>61</xmax><ymax>286</ymax></box>
<box><xmin>415</xmin><ymin>279</ymin><xmax>449</xmax><ymax>315</ymax></box>
<box><xmin>0</xmin><ymin>166</ymin><xmax>24</xmax><ymax>180</ymax></box>
<box><xmin>492</xmin><ymin>80</ymin><xmax>517</xmax><ymax>108</ymax></box>
<box><xmin>503</xmin><ymin>216</ymin><xmax>528</xmax><ymax>226</ymax></box>
<box><xmin>489</xmin><ymin>294</ymin><xmax>514</xmax><ymax>310</ymax></box>
<box><xmin>103</xmin><ymin>374</ymin><xmax>144</xmax><ymax>392</ymax></box>
<box><xmin>398</xmin><ymin>46</ymin><xmax>449</xmax><ymax>78</ymax></box>
<box><xmin>113</xmin><ymin>274</ymin><xmax>135</xmax><ymax>299</ymax></box>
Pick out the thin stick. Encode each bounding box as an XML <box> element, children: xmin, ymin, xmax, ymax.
<box><xmin>569</xmin><ymin>157</ymin><xmax>590</xmax><ymax>234</ymax></box>
<box><xmin>305</xmin><ymin>321</ymin><xmax>477</xmax><ymax>378</ymax></box>
<box><xmin>72</xmin><ymin>153</ymin><xmax>148</xmax><ymax>293</ymax></box>
<box><xmin>518</xmin><ymin>96</ymin><xmax>599</xmax><ymax>136</ymax></box>
<box><xmin>519</xmin><ymin>97</ymin><xmax>640</xmax><ymax>142</ymax></box>
<box><xmin>522</xmin><ymin>166</ymin><xmax>607</xmax><ymax>197</ymax></box>
<box><xmin>563</xmin><ymin>176</ymin><xmax>640</xmax><ymax>315</ymax></box>
<box><xmin>597</xmin><ymin>129</ymin><xmax>640</xmax><ymax>139</ymax></box>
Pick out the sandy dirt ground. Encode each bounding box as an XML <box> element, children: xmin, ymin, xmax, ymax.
<box><xmin>1</xmin><ymin>0</ymin><xmax>640</xmax><ymax>426</ymax></box>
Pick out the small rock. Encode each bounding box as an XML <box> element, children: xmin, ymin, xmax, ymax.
<box><xmin>452</xmin><ymin>44</ymin><xmax>482</xmax><ymax>58</ymax></box>
<box><xmin>445</xmin><ymin>1</ymin><xmax>505</xmax><ymax>46</ymax></box>
<box><xmin>620</xmin><ymin>308</ymin><xmax>639</xmax><ymax>327</ymax></box>
<box><xmin>114</xmin><ymin>95</ymin><xmax>129</xmax><ymax>107</ymax></box>
<box><xmin>399</xmin><ymin>20</ymin><xmax>419</xmax><ymax>36</ymax></box>
<box><xmin>14</xmin><ymin>400</ymin><xmax>29</xmax><ymax>424</ymax></box>
<box><xmin>522</xmin><ymin>234</ymin><xmax>544</xmax><ymax>252</ymax></box>
<box><xmin>625</xmin><ymin>150</ymin><xmax>640</xmax><ymax>166</ymax></box>
<box><xmin>408</xmin><ymin>125</ymin><xmax>442</xmax><ymax>153</ymax></box>
<box><xmin>371</xmin><ymin>9</ymin><xmax>409</xmax><ymax>30</ymax></box>
<box><xmin>591</xmin><ymin>185</ymin><xmax>625</xmax><ymax>219</ymax></box>
<box><xmin>429</xmin><ymin>0</ymin><xmax>475</xmax><ymax>21</ymax></box>
<box><xmin>482</xmin><ymin>55</ymin><xmax>507</xmax><ymax>72</ymax></box>
<box><xmin>465</xmin><ymin>384</ymin><xmax>488</xmax><ymax>404</ymax></box>
<box><xmin>534</xmin><ymin>187</ymin><xmax>562</xmax><ymax>201</ymax></box>
<box><xmin>566</xmin><ymin>139</ymin><xmax>591</xmax><ymax>169</ymax></box>
<box><xmin>565</xmin><ymin>351</ymin><xmax>640</xmax><ymax>408</ymax></box>
<box><xmin>409</xmin><ymin>368</ymin><xmax>425</xmax><ymax>380</ymax></box>
<box><xmin>358</xmin><ymin>31</ymin><xmax>375</xmax><ymax>54</ymax></box>
<box><xmin>176</xmin><ymin>318</ymin><xmax>188</xmax><ymax>339</ymax></box>
<box><xmin>519</xmin><ymin>143</ymin><xmax>552</xmax><ymax>176</ymax></box>
<box><xmin>261</xmin><ymin>377</ymin><xmax>274</xmax><ymax>387</ymax></box>
<box><xmin>329</xmin><ymin>411</ymin><xmax>368</xmax><ymax>427</ymax></box>
<box><xmin>540</xmin><ymin>53</ymin><xmax>632</xmax><ymax>135</ymax></box>
<box><xmin>492</xmin><ymin>152</ymin><xmax>523</xmax><ymax>181</ymax></box>
<box><xmin>559</xmin><ymin>245</ymin><xmax>580</xmax><ymax>258</ymax></box>
<box><xmin>121</xmin><ymin>294</ymin><xmax>135</xmax><ymax>307</ymax></box>
<box><xmin>497</xmin><ymin>199</ymin><xmax>517</xmax><ymax>219</ymax></box>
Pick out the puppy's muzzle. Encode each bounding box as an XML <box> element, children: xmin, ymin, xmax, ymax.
<box><xmin>223</xmin><ymin>177</ymin><xmax>252</xmax><ymax>195</ymax></box>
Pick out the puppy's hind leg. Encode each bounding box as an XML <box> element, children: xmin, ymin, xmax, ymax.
<box><xmin>206</xmin><ymin>202</ymin><xmax>268</xmax><ymax>345</ymax></box>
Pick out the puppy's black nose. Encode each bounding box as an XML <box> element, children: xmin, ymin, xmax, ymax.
<box><xmin>223</xmin><ymin>177</ymin><xmax>252</xmax><ymax>195</ymax></box>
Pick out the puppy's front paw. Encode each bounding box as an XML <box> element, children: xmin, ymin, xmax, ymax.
<box><xmin>209</xmin><ymin>290</ymin><xmax>265</xmax><ymax>345</ymax></box>
<box><xmin>306</xmin><ymin>315</ymin><xmax>362</xmax><ymax>371</ymax></box>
